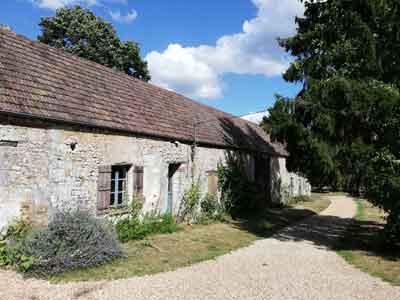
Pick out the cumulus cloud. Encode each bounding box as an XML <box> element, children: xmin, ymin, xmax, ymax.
<box><xmin>146</xmin><ymin>44</ymin><xmax>223</xmax><ymax>99</ymax></box>
<box><xmin>146</xmin><ymin>0</ymin><xmax>304</xmax><ymax>99</ymax></box>
<box><xmin>31</xmin><ymin>0</ymin><xmax>98</xmax><ymax>10</ymax></box>
<box><xmin>109</xmin><ymin>9</ymin><xmax>138</xmax><ymax>23</ymax></box>
<box><xmin>31</xmin><ymin>0</ymin><xmax>138</xmax><ymax>24</ymax></box>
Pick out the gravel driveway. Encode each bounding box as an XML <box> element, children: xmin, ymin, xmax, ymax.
<box><xmin>1</xmin><ymin>195</ymin><xmax>399</xmax><ymax>300</ymax></box>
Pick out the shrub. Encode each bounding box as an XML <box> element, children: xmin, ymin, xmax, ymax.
<box><xmin>20</xmin><ymin>211</ymin><xmax>122</xmax><ymax>275</ymax></box>
<box><xmin>179</xmin><ymin>182</ymin><xmax>202</xmax><ymax>223</ymax></box>
<box><xmin>116</xmin><ymin>199</ymin><xmax>179</xmax><ymax>242</ymax></box>
<box><xmin>200</xmin><ymin>193</ymin><xmax>218</xmax><ymax>218</ymax></box>
<box><xmin>1</xmin><ymin>218</ymin><xmax>32</xmax><ymax>244</ymax></box>
<box><xmin>116</xmin><ymin>213</ymin><xmax>179</xmax><ymax>242</ymax></box>
<box><xmin>0</xmin><ymin>242</ymin><xmax>35</xmax><ymax>272</ymax></box>
<box><xmin>116</xmin><ymin>217</ymin><xmax>142</xmax><ymax>242</ymax></box>
<box><xmin>0</xmin><ymin>219</ymin><xmax>35</xmax><ymax>272</ymax></box>
<box><xmin>128</xmin><ymin>194</ymin><xmax>144</xmax><ymax>219</ymax></box>
<box><xmin>217</xmin><ymin>162</ymin><xmax>259</xmax><ymax>217</ymax></box>
<box><xmin>142</xmin><ymin>213</ymin><xmax>179</xmax><ymax>235</ymax></box>
<box><xmin>366</xmin><ymin>150</ymin><xmax>400</xmax><ymax>246</ymax></box>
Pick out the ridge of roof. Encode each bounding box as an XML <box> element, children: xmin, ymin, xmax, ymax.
<box><xmin>0</xmin><ymin>27</ymin><xmax>288</xmax><ymax>157</ymax></box>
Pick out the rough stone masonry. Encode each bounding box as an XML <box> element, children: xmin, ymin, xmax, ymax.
<box><xmin>0</xmin><ymin>116</ymin><xmax>311</xmax><ymax>228</ymax></box>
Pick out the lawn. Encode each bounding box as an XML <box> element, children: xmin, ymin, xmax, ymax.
<box><xmin>291</xmin><ymin>193</ymin><xmax>331</xmax><ymax>213</ymax></box>
<box><xmin>52</xmin><ymin>194</ymin><xmax>330</xmax><ymax>283</ymax></box>
<box><xmin>337</xmin><ymin>199</ymin><xmax>400</xmax><ymax>285</ymax></box>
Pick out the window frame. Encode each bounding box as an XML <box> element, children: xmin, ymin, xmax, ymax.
<box><xmin>110</xmin><ymin>165</ymin><xmax>131</xmax><ymax>208</ymax></box>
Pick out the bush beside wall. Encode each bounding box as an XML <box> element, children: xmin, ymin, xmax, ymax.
<box><xmin>115</xmin><ymin>197</ymin><xmax>180</xmax><ymax>242</ymax></box>
<box><xmin>116</xmin><ymin>213</ymin><xmax>179</xmax><ymax>242</ymax></box>
<box><xmin>1</xmin><ymin>211</ymin><xmax>122</xmax><ymax>275</ymax></box>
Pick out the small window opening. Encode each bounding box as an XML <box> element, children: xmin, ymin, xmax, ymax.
<box><xmin>0</xmin><ymin>140</ymin><xmax>18</xmax><ymax>147</ymax></box>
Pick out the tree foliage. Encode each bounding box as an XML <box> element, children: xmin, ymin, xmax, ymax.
<box><xmin>38</xmin><ymin>6</ymin><xmax>150</xmax><ymax>81</ymax></box>
<box><xmin>263</xmin><ymin>0</ymin><xmax>400</xmax><ymax>244</ymax></box>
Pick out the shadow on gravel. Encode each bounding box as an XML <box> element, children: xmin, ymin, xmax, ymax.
<box><xmin>274</xmin><ymin>214</ymin><xmax>354</xmax><ymax>249</ymax></box>
<box><xmin>233</xmin><ymin>207</ymin><xmax>318</xmax><ymax>239</ymax></box>
<box><xmin>236</xmin><ymin>207</ymin><xmax>397</xmax><ymax>259</ymax></box>
<box><xmin>275</xmin><ymin>212</ymin><xmax>400</xmax><ymax>260</ymax></box>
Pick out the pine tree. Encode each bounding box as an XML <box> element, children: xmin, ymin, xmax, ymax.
<box><xmin>264</xmin><ymin>0</ymin><xmax>400</xmax><ymax>244</ymax></box>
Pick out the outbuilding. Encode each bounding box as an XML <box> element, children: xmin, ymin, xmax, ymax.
<box><xmin>0</xmin><ymin>28</ymin><xmax>310</xmax><ymax>228</ymax></box>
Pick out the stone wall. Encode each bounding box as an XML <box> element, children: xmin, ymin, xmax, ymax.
<box><xmin>270</xmin><ymin>157</ymin><xmax>311</xmax><ymax>205</ymax></box>
<box><xmin>0</xmin><ymin>117</ymin><xmax>271</xmax><ymax>229</ymax></box>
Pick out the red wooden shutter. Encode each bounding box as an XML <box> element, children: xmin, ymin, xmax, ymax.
<box><xmin>134</xmin><ymin>166</ymin><xmax>144</xmax><ymax>198</ymax></box>
<box><xmin>97</xmin><ymin>165</ymin><xmax>112</xmax><ymax>212</ymax></box>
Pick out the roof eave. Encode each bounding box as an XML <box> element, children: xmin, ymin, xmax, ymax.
<box><xmin>0</xmin><ymin>110</ymin><xmax>285</xmax><ymax>157</ymax></box>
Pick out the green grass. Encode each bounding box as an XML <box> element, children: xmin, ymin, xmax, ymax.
<box><xmin>50</xmin><ymin>196</ymin><xmax>331</xmax><ymax>283</ymax></box>
<box><xmin>51</xmin><ymin>223</ymin><xmax>257</xmax><ymax>282</ymax></box>
<box><xmin>337</xmin><ymin>200</ymin><xmax>400</xmax><ymax>285</ymax></box>
<box><xmin>290</xmin><ymin>193</ymin><xmax>331</xmax><ymax>214</ymax></box>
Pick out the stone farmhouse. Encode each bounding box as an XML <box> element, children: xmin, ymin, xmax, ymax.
<box><xmin>0</xmin><ymin>28</ymin><xmax>310</xmax><ymax>228</ymax></box>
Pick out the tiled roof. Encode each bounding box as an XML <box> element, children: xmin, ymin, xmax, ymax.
<box><xmin>0</xmin><ymin>28</ymin><xmax>288</xmax><ymax>157</ymax></box>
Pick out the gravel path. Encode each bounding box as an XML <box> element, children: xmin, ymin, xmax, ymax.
<box><xmin>1</xmin><ymin>195</ymin><xmax>400</xmax><ymax>300</ymax></box>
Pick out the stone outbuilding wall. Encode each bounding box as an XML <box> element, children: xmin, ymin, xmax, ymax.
<box><xmin>0</xmin><ymin>117</ymin><xmax>256</xmax><ymax>228</ymax></box>
<box><xmin>270</xmin><ymin>157</ymin><xmax>312</xmax><ymax>205</ymax></box>
<box><xmin>0</xmin><ymin>117</ymin><xmax>311</xmax><ymax>229</ymax></box>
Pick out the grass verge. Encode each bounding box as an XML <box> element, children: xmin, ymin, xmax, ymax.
<box><xmin>291</xmin><ymin>193</ymin><xmax>331</xmax><ymax>213</ymax></box>
<box><xmin>337</xmin><ymin>199</ymin><xmax>400</xmax><ymax>285</ymax></box>
<box><xmin>51</xmin><ymin>194</ymin><xmax>330</xmax><ymax>283</ymax></box>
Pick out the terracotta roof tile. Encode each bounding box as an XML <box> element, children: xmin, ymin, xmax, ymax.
<box><xmin>0</xmin><ymin>28</ymin><xmax>288</xmax><ymax>157</ymax></box>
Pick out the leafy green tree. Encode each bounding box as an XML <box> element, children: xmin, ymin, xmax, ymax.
<box><xmin>263</xmin><ymin>96</ymin><xmax>339</xmax><ymax>189</ymax></box>
<box><xmin>264</xmin><ymin>0</ymin><xmax>400</xmax><ymax>244</ymax></box>
<box><xmin>367</xmin><ymin>150</ymin><xmax>400</xmax><ymax>246</ymax></box>
<box><xmin>38</xmin><ymin>6</ymin><xmax>150</xmax><ymax>81</ymax></box>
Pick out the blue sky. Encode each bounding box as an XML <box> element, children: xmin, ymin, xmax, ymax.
<box><xmin>0</xmin><ymin>0</ymin><xmax>303</xmax><ymax>116</ymax></box>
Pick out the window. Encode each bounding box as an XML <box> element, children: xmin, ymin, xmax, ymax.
<box><xmin>207</xmin><ymin>171</ymin><xmax>218</xmax><ymax>196</ymax></box>
<box><xmin>97</xmin><ymin>164</ymin><xmax>143</xmax><ymax>213</ymax></box>
<box><xmin>0</xmin><ymin>140</ymin><xmax>18</xmax><ymax>147</ymax></box>
<box><xmin>110</xmin><ymin>166</ymin><xmax>129</xmax><ymax>207</ymax></box>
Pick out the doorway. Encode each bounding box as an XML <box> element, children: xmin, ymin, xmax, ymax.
<box><xmin>167</xmin><ymin>163</ymin><xmax>181</xmax><ymax>213</ymax></box>
<box><xmin>255</xmin><ymin>154</ymin><xmax>271</xmax><ymax>203</ymax></box>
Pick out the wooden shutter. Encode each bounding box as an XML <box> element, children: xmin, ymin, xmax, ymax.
<box><xmin>97</xmin><ymin>165</ymin><xmax>112</xmax><ymax>212</ymax></box>
<box><xmin>207</xmin><ymin>171</ymin><xmax>218</xmax><ymax>196</ymax></box>
<box><xmin>134</xmin><ymin>166</ymin><xmax>144</xmax><ymax>198</ymax></box>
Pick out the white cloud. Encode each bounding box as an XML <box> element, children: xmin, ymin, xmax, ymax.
<box><xmin>109</xmin><ymin>9</ymin><xmax>138</xmax><ymax>23</ymax></box>
<box><xmin>146</xmin><ymin>44</ymin><xmax>222</xmax><ymax>99</ymax></box>
<box><xmin>146</xmin><ymin>0</ymin><xmax>304</xmax><ymax>99</ymax></box>
<box><xmin>30</xmin><ymin>0</ymin><xmax>128</xmax><ymax>10</ymax></box>
<box><xmin>31</xmin><ymin>0</ymin><xmax>138</xmax><ymax>24</ymax></box>
<box><xmin>31</xmin><ymin>0</ymin><xmax>98</xmax><ymax>10</ymax></box>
